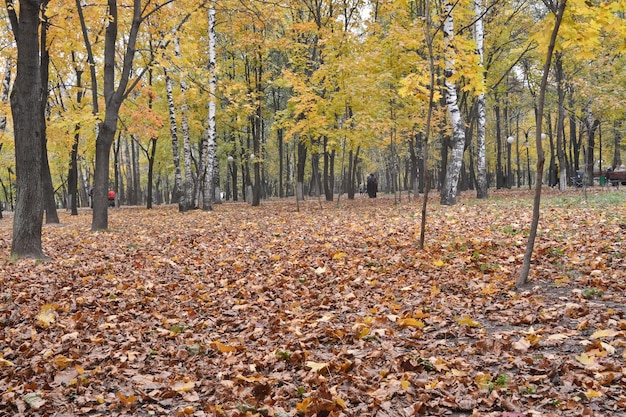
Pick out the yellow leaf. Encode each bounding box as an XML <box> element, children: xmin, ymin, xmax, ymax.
<box><xmin>36</xmin><ymin>304</ymin><xmax>56</xmax><ymax>327</ymax></box>
<box><xmin>456</xmin><ymin>315</ymin><xmax>480</xmax><ymax>328</ymax></box>
<box><xmin>332</xmin><ymin>251</ymin><xmax>346</xmax><ymax>260</ymax></box>
<box><xmin>53</xmin><ymin>355</ymin><xmax>73</xmax><ymax>370</ymax></box>
<box><xmin>525</xmin><ymin>333</ymin><xmax>543</xmax><ymax>346</ymax></box>
<box><xmin>600</xmin><ymin>342</ymin><xmax>615</xmax><ymax>355</ymax></box>
<box><xmin>432</xmin><ymin>357</ymin><xmax>449</xmax><ymax>372</ymax></box>
<box><xmin>576</xmin><ymin>352</ymin><xmax>596</xmax><ymax>366</ymax></box>
<box><xmin>296</xmin><ymin>397</ymin><xmax>311</xmax><ymax>412</ymax></box>
<box><xmin>0</xmin><ymin>357</ymin><xmax>15</xmax><ymax>367</ymax></box>
<box><xmin>590</xmin><ymin>329</ymin><xmax>618</xmax><ymax>339</ymax></box>
<box><xmin>334</xmin><ymin>396</ymin><xmax>346</xmax><ymax>408</ymax></box>
<box><xmin>413</xmin><ymin>309</ymin><xmax>430</xmax><ymax>319</ymax></box>
<box><xmin>480</xmin><ymin>283</ymin><xmax>498</xmax><ymax>295</ymax></box>
<box><xmin>172</xmin><ymin>381</ymin><xmax>195</xmax><ymax>393</ymax></box>
<box><xmin>475</xmin><ymin>372</ymin><xmax>491</xmax><ymax>389</ymax></box>
<box><xmin>430</xmin><ymin>285</ymin><xmax>441</xmax><ymax>297</ymax></box>
<box><xmin>116</xmin><ymin>391</ymin><xmax>138</xmax><ymax>406</ymax></box>
<box><xmin>306</xmin><ymin>361</ymin><xmax>328</xmax><ymax>373</ymax></box>
<box><xmin>401</xmin><ymin>380</ymin><xmax>411</xmax><ymax>390</ymax></box>
<box><xmin>432</xmin><ymin>259</ymin><xmax>445</xmax><ymax>267</ymax></box>
<box><xmin>585</xmin><ymin>389</ymin><xmax>602</xmax><ymax>399</ymax></box>
<box><xmin>398</xmin><ymin>318</ymin><xmax>425</xmax><ymax>329</ymax></box>
<box><xmin>212</xmin><ymin>341</ymin><xmax>237</xmax><ymax>353</ymax></box>
<box><xmin>357</xmin><ymin>327</ymin><xmax>370</xmax><ymax>338</ymax></box>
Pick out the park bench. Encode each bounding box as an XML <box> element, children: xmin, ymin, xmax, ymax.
<box><xmin>607</xmin><ymin>170</ymin><xmax>626</xmax><ymax>187</ymax></box>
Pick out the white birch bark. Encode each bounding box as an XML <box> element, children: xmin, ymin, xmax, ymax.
<box><xmin>164</xmin><ymin>70</ymin><xmax>184</xmax><ymax>207</ymax></box>
<box><xmin>202</xmin><ymin>5</ymin><xmax>217</xmax><ymax>210</ymax></box>
<box><xmin>474</xmin><ymin>0</ymin><xmax>488</xmax><ymax>198</ymax></box>
<box><xmin>440</xmin><ymin>0</ymin><xmax>467</xmax><ymax>206</ymax></box>
<box><xmin>176</xmin><ymin>38</ymin><xmax>195</xmax><ymax>210</ymax></box>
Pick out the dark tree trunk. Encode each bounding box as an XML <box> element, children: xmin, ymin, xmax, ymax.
<box><xmin>347</xmin><ymin>146</ymin><xmax>360</xmax><ymax>199</ymax></box>
<box><xmin>278</xmin><ymin>128</ymin><xmax>284</xmax><ymax>198</ymax></box>
<box><xmin>569</xmin><ymin>87</ymin><xmax>580</xmax><ymax>172</ymax></box>
<box><xmin>586</xmin><ymin>118</ymin><xmax>600</xmax><ymax>184</ymax></box>
<box><xmin>613</xmin><ymin>121</ymin><xmax>622</xmax><ymax>168</ymax></box>
<box><xmin>9</xmin><ymin>0</ymin><xmax>46</xmax><ymax>258</ymax></box>
<box><xmin>495</xmin><ymin>103</ymin><xmax>503</xmax><ymax>189</ymax></box>
<box><xmin>323</xmin><ymin>137</ymin><xmax>333</xmax><ymax>201</ymax></box>
<box><xmin>114</xmin><ymin>133</ymin><xmax>123</xmax><ymax>205</ymax></box>
<box><xmin>92</xmin><ymin>0</ymin><xmax>143</xmax><ymax>230</ymax></box>
<box><xmin>296</xmin><ymin>140</ymin><xmax>307</xmax><ymax>201</ymax></box>
<box><xmin>146</xmin><ymin>137</ymin><xmax>157</xmax><ymax>209</ymax></box>
<box><xmin>68</xmin><ymin>64</ymin><xmax>82</xmax><ymax>215</ymax></box>
<box><xmin>40</xmin><ymin>11</ymin><xmax>59</xmax><ymax>224</ymax></box>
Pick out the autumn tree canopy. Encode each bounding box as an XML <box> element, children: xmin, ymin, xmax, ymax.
<box><xmin>0</xmin><ymin>0</ymin><xmax>624</xmax><ymax>215</ymax></box>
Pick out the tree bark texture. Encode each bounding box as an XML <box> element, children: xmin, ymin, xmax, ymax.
<box><xmin>440</xmin><ymin>0</ymin><xmax>466</xmax><ymax>206</ymax></box>
<box><xmin>10</xmin><ymin>0</ymin><xmax>46</xmax><ymax>258</ymax></box>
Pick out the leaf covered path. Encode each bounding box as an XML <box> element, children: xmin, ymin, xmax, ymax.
<box><xmin>1</xmin><ymin>190</ymin><xmax>626</xmax><ymax>416</ymax></box>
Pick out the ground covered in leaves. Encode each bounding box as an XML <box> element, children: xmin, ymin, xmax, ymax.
<box><xmin>1</xmin><ymin>189</ymin><xmax>626</xmax><ymax>417</ymax></box>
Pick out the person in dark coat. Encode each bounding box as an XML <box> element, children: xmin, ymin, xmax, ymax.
<box><xmin>366</xmin><ymin>173</ymin><xmax>378</xmax><ymax>198</ymax></box>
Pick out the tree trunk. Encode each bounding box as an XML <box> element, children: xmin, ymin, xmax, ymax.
<box><xmin>146</xmin><ymin>138</ymin><xmax>157</xmax><ymax>209</ymax></box>
<box><xmin>613</xmin><ymin>121</ymin><xmax>622</xmax><ymax>168</ymax></box>
<box><xmin>165</xmin><ymin>71</ymin><xmax>183</xmax><ymax>206</ymax></box>
<box><xmin>585</xmin><ymin>111</ymin><xmax>600</xmax><ymax>184</ymax></box>
<box><xmin>296</xmin><ymin>139</ymin><xmax>306</xmax><ymax>201</ymax></box>
<box><xmin>474</xmin><ymin>0</ymin><xmax>487</xmax><ymax>198</ymax></box>
<box><xmin>92</xmin><ymin>0</ymin><xmax>143</xmax><ymax>231</ymax></box>
<box><xmin>252</xmin><ymin>49</ymin><xmax>263</xmax><ymax>207</ymax></box>
<box><xmin>440</xmin><ymin>0</ymin><xmax>467</xmax><ymax>206</ymax></box>
<box><xmin>9</xmin><ymin>0</ymin><xmax>46</xmax><ymax>258</ymax></box>
<box><xmin>132</xmin><ymin>136</ymin><xmax>141</xmax><ymax>204</ymax></box>
<box><xmin>40</xmin><ymin>11</ymin><xmax>59</xmax><ymax>224</ymax></box>
<box><xmin>555</xmin><ymin>53</ymin><xmax>567</xmax><ymax>190</ymax></box>
<box><xmin>114</xmin><ymin>134</ymin><xmax>122</xmax><ymax>205</ymax></box>
<box><xmin>517</xmin><ymin>0</ymin><xmax>566</xmax><ymax>287</ymax></box>
<box><xmin>124</xmin><ymin>137</ymin><xmax>133</xmax><ymax>204</ymax></box>
<box><xmin>68</xmin><ymin>64</ymin><xmax>82</xmax><ymax>215</ymax></box>
<box><xmin>203</xmin><ymin>5</ymin><xmax>217</xmax><ymax>211</ymax></box>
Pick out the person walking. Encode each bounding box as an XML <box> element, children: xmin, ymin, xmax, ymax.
<box><xmin>366</xmin><ymin>173</ymin><xmax>378</xmax><ymax>198</ymax></box>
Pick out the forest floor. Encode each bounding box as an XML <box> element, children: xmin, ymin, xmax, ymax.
<box><xmin>1</xmin><ymin>187</ymin><xmax>626</xmax><ymax>417</ymax></box>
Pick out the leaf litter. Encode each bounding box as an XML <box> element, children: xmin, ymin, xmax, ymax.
<box><xmin>0</xmin><ymin>190</ymin><xmax>625</xmax><ymax>416</ymax></box>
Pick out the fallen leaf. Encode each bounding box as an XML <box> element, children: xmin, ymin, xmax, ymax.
<box><xmin>585</xmin><ymin>389</ymin><xmax>602</xmax><ymax>399</ymax></box>
<box><xmin>0</xmin><ymin>357</ymin><xmax>15</xmax><ymax>367</ymax></box>
<box><xmin>23</xmin><ymin>392</ymin><xmax>45</xmax><ymax>410</ymax></box>
<box><xmin>576</xmin><ymin>352</ymin><xmax>596</xmax><ymax>367</ymax></box>
<box><xmin>53</xmin><ymin>355</ymin><xmax>74</xmax><ymax>370</ymax></box>
<box><xmin>398</xmin><ymin>317</ymin><xmax>425</xmax><ymax>329</ymax></box>
<box><xmin>212</xmin><ymin>341</ymin><xmax>237</xmax><ymax>353</ymax></box>
<box><xmin>116</xmin><ymin>391</ymin><xmax>138</xmax><ymax>406</ymax></box>
<box><xmin>590</xmin><ymin>329</ymin><xmax>618</xmax><ymax>339</ymax></box>
<box><xmin>456</xmin><ymin>315</ymin><xmax>480</xmax><ymax>328</ymax></box>
<box><xmin>306</xmin><ymin>361</ymin><xmax>328</xmax><ymax>373</ymax></box>
<box><xmin>36</xmin><ymin>304</ymin><xmax>56</xmax><ymax>327</ymax></box>
<box><xmin>172</xmin><ymin>381</ymin><xmax>195</xmax><ymax>392</ymax></box>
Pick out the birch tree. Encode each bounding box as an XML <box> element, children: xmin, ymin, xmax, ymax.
<box><xmin>175</xmin><ymin>38</ymin><xmax>196</xmax><ymax>211</ymax></box>
<box><xmin>474</xmin><ymin>0</ymin><xmax>488</xmax><ymax>199</ymax></box>
<box><xmin>440</xmin><ymin>0</ymin><xmax>466</xmax><ymax>205</ymax></box>
<box><xmin>201</xmin><ymin>4</ymin><xmax>217</xmax><ymax>211</ymax></box>
<box><xmin>164</xmin><ymin>70</ymin><xmax>184</xmax><ymax>207</ymax></box>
